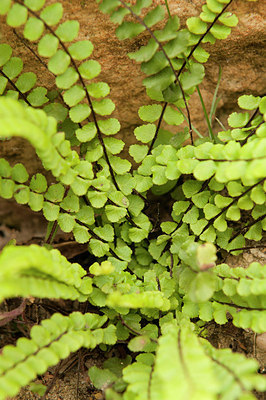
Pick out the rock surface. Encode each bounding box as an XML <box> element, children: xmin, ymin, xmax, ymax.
<box><xmin>0</xmin><ymin>0</ymin><xmax>265</xmax><ymax>171</ymax></box>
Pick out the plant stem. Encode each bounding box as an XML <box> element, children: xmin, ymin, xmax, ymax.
<box><xmin>196</xmin><ymin>86</ymin><xmax>216</xmax><ymax>142</ymax></box>
<box><xmin>164</xmin><ymin>0</ymin><xmax>172</xmax><ymax>18</ymax></box>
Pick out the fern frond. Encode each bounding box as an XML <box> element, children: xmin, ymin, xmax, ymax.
<box><xmin>0</xmin><ymin>244</ymin><xmax>92</xmax><ymax>302</ymax></box>
<box><xmin>0</xmin><ymin>312</ymin><xmax>112</xmax><ymax>400</ymax></box>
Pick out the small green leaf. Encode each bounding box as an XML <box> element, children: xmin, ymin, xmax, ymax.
<box><xmin>27</xmin><ymin>87</ymin><xmax>49</xmax><ymax>107</ymax></box>
<box><xmin>2</xmin><ymin>57</ymin><xmax>23</xmax><ymax>80</ymax></box>
<box><xmin>163</xmin><ymin>106</ymin><xmax>184</xmax><ymax>126</ymax></box>
<box><xmin>218</xmin><ymin>12</ymin><xmax>238</xmax><ymax>27</ymax></box>
<box><xmin>14</xmin><ymin>185</ymin><xmax>30</xmax><ymax>204</ymax></box>
<box><xmin>0</xmin><ymin>0</ymin><xmax>11</xmax><ymax>15</ymax></box>
<box><xmin>38</xmin><ymin>34</ymin><xmax>59</xmax><ymax>57</ymax></box>
<box><xmin>143</xmin><ymin>67</ymin><xmax>175</xmax><ymax>91</ymax></box>
<box><xmin>61</xmin><ymin>192</ymin><xmax>80</xmax><ymax>213</ymax></box>
<box><xmin>193</xmin><ymin>46</ymin><xmax>210</xmax><ymax>63</ymax></box>
<box><xmin>134</xmin><ymin>124</ymin><xmax>156</xmax><ymax>143</ymax></box>
<box><xmin>143</xmin><ymin>5</ymin><xmax>165</xmax><ymax>27</ymax></box>
<box><xmin>182</xmin><ymin>180</ymin><xmax>202</xmax><ymax>198</ymax></box>
<box><xmin>180</xmin><ymin>63</ymin><xmax>205</xmax><ymax>91</ymax></box>
<box><xmin>163</xmin><ymin>31</ymin><xmax>190</xmax><ymax>58</ymax></box>
<box><xmin>23</xmin><ymin>17</ymin><xmax>44</xmax><ymax>41</ymax></box>
<box><xmin>58</xmin><ymin>213</ymin><xmax>76</xmax><ymax>233</ymax></box>
<box><xmin>69</xmin><ymin>104</ymin><xmax>91</xmax><ymax>123</ymax></box>
<box><xmin>56</xmin><ymin>20</ymin><xmax>79</xmax><ymax>42</ymax></box>
<box><xmin>154</xmin><ymin>15</ymin><xmax>180</xmax><ymax>41</ymax></box>
<box><xmin>213</xmin><ymin>214</ymin><xmax>227</xmax><ymax>232</ymax></box>
<box><xmin>30</xmin><ymin>173</ymin><xmax>47</xmax><ymax>193</ymax></box>
<box><xmin>43</xmin><ymin>202</ymin><xmax>60</xmax><ymax>221</ymax></box>
<box><xmin>29</xmin><ymin>383</ymin><xmax>46</xmax><ymax>396</ymax></box>
<box><xmin>24</xmin><ymin>0</ymin><xmax>45</xmax><ymax>11</ymax></box>
<box><xmin>193</xmin><ymin>160</ymin><xmax>216</xmax><ymax>180</ymax></box>
<box><xmin>0</xmin><ymin>44</ymin><xmax>12</xmax><ymax>67</ymax></box>
<box><xmin>40</xmin><ymin>3</ymin><xmax>63</xmax><ymax>26</ymax></box>
<box><xmin>48</xmin><ymin>50</ymin><xmax>70</xmax><ymax>75</ymax></box>
<box><xmin>90</xmin><ymin>239</ymin><xmax>109</xmax><ymax>257</ymax></box>
<box><xmin>56</xmin><ymin>67</ymin><xmax>78</xmax><ymax>89</ymax></box>
<box><xmin>69</xmin><ymin>40</ymin><xmax>94</xmax><ymax>60</ymax></box>
<box><xmin>259</xmin><ymin>97</ymin><xmax>266</xmax><ymax>114</ymax></box>
<box><xmin>16</xmin><ymin>72</ymin><xmax>36</xmax><ymax>93</ymax></box>
<box><xmin>116</xmin><ymin>21</ymin><xmax>145</xmax><ymax>40</ymax></box>
<box><xmin>0</xmin><ymin>179</ymin><xmax>15</xmax><ymax>199</ymax></box>
<box><xmin>63</xmin><ymin>85</ymin><xmax>85</xmax><ymax>107</ymax></box>
<box><xmin>11</xmin><ymin>163</ymin><xmax>29</xmax><ymax>183</ymax></box>
<box><xmin>110</xmin><ymin>156</ymin><xmax>131</xmax><ymax>174</ymax></box>
<box><xmin>214</xmin><ymin>194</ymin><xmax>232</xmax><ymax>208</ymax></box>
<box><xmin>94</xmin><ymin>225</ymin><xmax>114</xmax><ymax>242</ymax></box>
<box><xmin>104</xmin><ymin>137</ymin><xmax>124</xmax><ymax>154</ymax></box>
<box><xmin>226</xmin><ymin>205</ymin><xmax>241</xmax><ymax>221</ymax></box>
<box><xmin>196</xmin><ymin>243</ymin><xmax>217</xmax><ymax>270</ymax></box>
<box><xmin>89</xmin><ymin>367</ymin><xmax>116</xmax><ymax>391</ymax></box>
<box><xmin>73</xmin><ymin>224</ymin><xmax>91</xmax><ymax>243</ymax></box>
<box><xmin>90</xmin><ymin>260</ymin><xmax>114</xmax><ymax>276</ymax></box>
<box><xmin>29</xmin><ymin>192</ymin><xmax>44</xmax><ymax>212</ymax></box>
<box><xmin>87</xmin><ymin>82</ymin><xmax>110</xmax><ymax>98</ymax></box>
<box><xmin>92</xmin><ymin>99</ymin><xmax>115</xmax><ymax>116</ymax></box>
<box><xmin>138</xmin><ymin>104</ymin><xmax>162</xmax><ymax>123</ymax></box>
<box><xmin>182</xmin><ymin>205</ymin><xmax>199</xmax><ymax>224</ymax></box>
<box><xmin>45</xmin><ymin>183</ymin><xmax>65</xmax><ymax>202</ymax></box>
<box><xmin>79</xmin><ymin>60</ymin><xmax>101</xmax><ymax>80</ymax></box>
<box><xmin>128</xmin><ymin>38</ymin><xmax>158</xmax><ymax>62</ymax></box>
<box><xmin>129</xmin><ymin>144</ymin><xmax>148</xmax><ymax>163</ymax></box>
<box><xmin>228</xmin><ymin>112</ymin><xmax>250</xmax><ymax>128</ymax></box>
<box><xmin>98</xmin><ymin>118</ymin><xmax>121</xmax><ymax>135</ymax></box>
<box><xmin>204</xmin><ymin>203</ymin><xmax>220</xmax><ymax>220</ymax></box>
<box><xmin>200</xmin><ymin>5</ymin><xmax>216</xmax><ymax>22</ymax></box>
<box><xmin>105</xmin><ymin>205</ymin><xmax>127</xmax><ymax>222</ymax></box>
<box><xmin>76</xmin><ymin>123</ymin><xmax>97</xmax><ymax>142</ymax></box>
<box><xmin>206</xmin><ymin>0</ymin><xmax>224</xmax><ymax>13</ymax></box>
<box><xmin>189</xmin><ymin>271</ymin><xmax>217</xmax><ymax>302</ymax></box>
<box><xmin>250</xmin><ymin>185</ymin><xmax>265</xmax><ymax>205</ymax></box>
<box><xmin>172</xmin><ymin>200</ymin><xmax>190</xmax><ymax>217</ymax></box>
<box><xmin>210</xmin><ymin>24</ymin><xmax>231</xmax><ymax>40</ymax></box>
<box><xmin>0</xmin><ymin>76</ymin><xmax>8</xmax><ymax>94</ymax></box>
<box><xmin>238</xmin><ymin>95</ymin><xmax>261</xmax><ymax>111</ymax></box>
<box><xmin>43</xmin><ymin>103</ymin><xmax>68</xmax><ymax>123</ymax></box>
<box><xmin>76</xmin><ymin>205</ymin><xmax>95</xmax><ymax>225</ymax></box>
<box><xmin>128</xmin><ymin>336</ymin><xmax>151</xmax><ymax>352</ymax></box>
<box><xmin>187</xmin><ymin>17</ymin><xmax>207</xmax><ymax>34</ymax></box>
<box><xmin>7</xmin><ymin>3</ymin><xmax>27</xmax><ymax>27</ymax></box>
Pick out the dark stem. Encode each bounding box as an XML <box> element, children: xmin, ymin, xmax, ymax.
<box><xmin>148</xmin><ymin>102</ymin><xmax>168</xmax><ymax>154</ymax></box>
<box><xmin>229</xmin><ymin>244</ymin><xmax>265</xmax><ymax>252</ymax></box>
<box><xmin>0</xmin><ymin>69</ymin><xmax>31</xmax><ymax>106</ymax></box>
<box><xmin>213</xmin><ymin>299</ymin><xmax>265</xmax><ymax>311</ymax></box>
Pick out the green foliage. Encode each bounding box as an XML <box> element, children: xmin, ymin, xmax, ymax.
<box><xmin>0</xmin><ymin>0</ymin><xmax>265</xmax><ymax>399</ymax></box>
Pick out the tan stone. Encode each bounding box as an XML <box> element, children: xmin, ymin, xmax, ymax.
<box><xmin>0</xmin><ymin>0</ymin><xmax>265</xmax><ymax>170</ymax></box>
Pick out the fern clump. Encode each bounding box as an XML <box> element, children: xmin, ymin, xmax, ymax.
<box><xmin>0</xmin><ymin>0</ymin><xmax>265</xmax><ymax>399</ymax></box>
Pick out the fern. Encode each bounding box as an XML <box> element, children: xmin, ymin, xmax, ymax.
<box><xmin>0</xmin><ymin>0</ymin><xmax>265</xmax><ymax>399</ymax></box>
